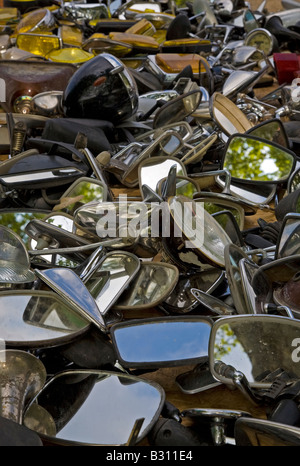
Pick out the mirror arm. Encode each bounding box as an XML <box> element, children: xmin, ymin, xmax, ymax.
<box><xmin>232</xmin><ymin>370</ymin><xmax>263</xmax><ymax>406</ymax></box>
<box><xmin>214</xmin><ymin>361</ymin><xmax>262</xmax><ymax>405</ymax></box>
<box><xmin>28</xmin><ymin>238</ymin><xmax>122</xmax><ymax>256</ymax></box>
<box><xmin>264</xmin><ymin>303</ymin><xmax>295</xmax><ymax>319</ymax></box>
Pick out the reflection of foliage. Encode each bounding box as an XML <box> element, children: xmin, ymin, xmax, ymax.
<box><xmin>0</xmin><ymin>212</ymin><xmax>46</xmax><ymax>248</ymax></box>
<box><xmin>224</xmin><ymin>137</ymin><xmax>293</xmax><ymax>182</ymax></box>
<box><xmin>214</xmin><ymin>323</ymin><xmax>239</xmax><ymax>359</ymax></box>
<box><xmin>204</xmin><ymin>202</ymin><xmax>241</xmax><ymax>225</ymax></box>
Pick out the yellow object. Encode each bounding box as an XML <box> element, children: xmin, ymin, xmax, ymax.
<box><xmin>0</xmin><ymin>8</ymin><xmax>19</xmax><ymax>25</ymax></box>
<box><xmin>155</xmin><ymin>53</ymin><xmax>210</xmax><ymax>73</ymax></box>
<box><xmin>16</xmin><ymin>32</ymin><xmax>61</xmax><ymax>57</ymax></box>
<box><xmin>126</xmin><ymin>18</ymin><xmax>156</xmax><ymax>36</ymax></box>
<box><xmin>16</xmin><ymin>8</ymin><xmax>56</xmax><ymax>33</ymax></box>
<box><xmin>46</xmin><ymin>47</ymin><xmax>94</xmax><ymax>64</ymax></box>
<box><xmin>60</xmin><ymin>25</ymin><xmax>83</xmax><ymax>47</ymax></box>
<box><xmin>108</xmin><ymin>32</ymin><xmax>160</xmax><ymax>50</ymax></box>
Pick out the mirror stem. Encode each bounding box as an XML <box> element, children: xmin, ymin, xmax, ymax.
<box><xmin>232</xmin><ymin>370</ymin><xmax>262</xmax><ymax>406</ymax></box>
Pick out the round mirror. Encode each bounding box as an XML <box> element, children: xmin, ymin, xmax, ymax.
<box><xmin>222</xmin><ymin>134</ymin><xmax>295</xmax><ymax>183</ymax></box>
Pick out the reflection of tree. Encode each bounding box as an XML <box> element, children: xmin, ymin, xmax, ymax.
<box><xmin>214</xmin><ymin>323</ymin><xmax>239</xmax><ymax>358</ymax></box>
<box><xmin>224</xmin><ymin>137</ymin><xmax>293</xmax><ymax>182</ymax></box>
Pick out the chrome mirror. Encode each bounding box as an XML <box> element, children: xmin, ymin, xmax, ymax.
<box><xmin>34</xmin><ymin>267</ymin><xmax>108</xmax><ymax>331</ymax></box>
<box><xmin>113</xmin><ymin>262</ymin><xmax>179</xmax><ymax>311</ymax></box>
<box><xmin>222</xmin><ymin>133</ymin><xmax>296</xmax><ymax>184</ymax></box>
<box><xmin>0</xmin><ymin>290</ymin><xmax>90</xmax><ymax>349</ymax></box>
<box><xmin>246</xmin><ymin>118</ymin><xmax>290</xmax><ymax>148</ymax></box>
<box><xmin>153</xmin><ymin>90</ymin><xmax>202</xmax><ymax>128</ymax></box>
<box><xmin>83</xmin><ymin>251</ymin><xmax>141</xmax><ymax>315</ymax></box>
<box><xmin>139</xmin><ymin>156</ymin><xmax>187</xmax><ymax>196</ymax></box>
<box><xmin>54</xmin><ymin>177</ymin><xmax>108</xmax><ymax>215</ymax></box>
<box><xmin>209</xmin><ymin>314</ymin><xmax>300</xmax><ymax>388</ymax></box>
<box><xmin>210</xmin><ymin>92</ymin><xmax>253</xmax><ymax>136</ymax></box>
<box><xmin>24</xmin><ymin>369</ymin><xmax>165</xmax><ymax>446</ymax></box>
<box><xmin>235</xmin><ymin>417</ymin><xmax>300</xmax><ymax>446</ymax></box>
<box><xmin>167</xmin><ymin>196</ymin><xmax>232</xmax><ymax>268</ymax></box>
<box><xmin>276</xmin><ymin>213</ymin><xmax>300</xmax><ymax>258</ymax></box>
<box><xmin>111</xmin><ymin>316</ymin><xmax>213</xmax><ymax>369</ymax></box>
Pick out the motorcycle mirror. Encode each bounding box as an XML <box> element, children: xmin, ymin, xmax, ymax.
<box><xmin>215</xmin><ymin>178</ymin><xmax>277</xmax><ymax>208</ymax></box>
<box><xmin>210</xmin><ymin>92</ymin><xmax>253</xmax><ymax>136</ymax></box>
<box><xmin>224</xmin><ymin>243</ymin><xmax>250</xmax><ymax>314</ymax></box>
<box><xmin>54</xmin><ymin>177</ymin><xmax>108</xmax><ymax>215</ymax></box>
<box><xmin>72</xmin><ymin>200</ymin><xmax>162</xmax><ymax>258</ymax></box>
<box><xmin>191</xmin><ymin>289</ymin><xmax>234</xmax><ymax>316</ymax></box>
<box><xmin>235</xmin><ymin>417</ymin><xmax>300</xmax><ymax>446</ymax></box>
<box><xmin>153</xmin><ymin>89</ymin><xmax>202</xmax><ymax>129</ymax></box>
<box><xmin>111</xmin><ymin>315</ymin><xmax>213</xmax><ymax>369</ymax></box>
<box><xmin>167</xmin><ymin>196</ymin><xmax>232</xmax><ymax>268</ymax></box>
<box><xmin>24</xmin><ymin>369</ymin><xmax>165</xmax><ymax>446</ymax></box>
<box><xmin>113</xmin><ymin>262</ymin><xmax>179</xmax><ymax>311</ymax></box>
<box><xmin>246</xmin><ymin>119</ymin><xmax>290</xmax><ymax>149</ymax></box>
<box><xmin>34</xmin><ymin>267</ymin><xmax>108</xmax><ymax>331</ymax></box>
<box><xmin>222</xmin><ymin>66</ymin><xmax>271</xmax><ymax>99</ymax></box>
<box><xmin>221</xmin><ymin>133</ymin><xmax>296</xmax><ymax>184</ymax></box>
<box><xmin>0</xmin><ymin>289</ymin><xmax>90</xmax><ymax>349</ymax></box>
<box><xmin>0</xmin><ymin>209</ymin><xmax>50</xmax><ymax>249</ymax></box>
<box><xmin>253</xmin><ymin>255</ymin><xmax>300</xmax><ymax>319</ymax></box>
<box><xmin>193</xmin><ymin>195</ymin><xmax>245</xmax><ymax>230</ymax></box>
<box><xmin>82</xmin><ymin>251</ymin><xmax>141</xmax><ymax>315</ymax></box>
<box><xmin>209</xmin><ymin>314</ymin><xmax>300</xmax><ymax>388</ymax></box>
<box><xmin>275</xmin><ymin>213</ymin><xmax>300</xmax><ymax>258</ymax></box>
<box><xmin>139</xmin><ymin>156</ymin><xmax>187</xmax><ymax>195</ymax></box>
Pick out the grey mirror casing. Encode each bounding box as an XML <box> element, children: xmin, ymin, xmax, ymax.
<box><xmin>221</xmin><ymin>133</ymin><xmax>296</xmax><ymax>184</ymax></box>
<box><xmin>111</xmin><ymin>315</ymin><xmax>213</xmax><ymax>369</ymax></box>
<box><xmin>275</xmin><ymin>213</ymin><xmax>300</xmax><ymax>259</ymax></box>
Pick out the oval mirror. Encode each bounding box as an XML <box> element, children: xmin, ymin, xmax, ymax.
<box><xmin>113</xmin><ymin>262</ymin><xmax>179</xmax><ymax>311</ymax></box>
<box><xmin>222</xmin><ymin>133</ymin><xmax>296</xmax><ymax>183</ymax></box>
<box><xmin>168</xmin><ymin>196</ymin><xmax>232</xmax><ymax>267</ymax></box>
<box><xmin>24</xmin><ymin>369</ymin><xmax>165</xmax><ymax>446</ymax></box>
<box><xmin>210</xmin><ymin>92</ymin><xmax>253</xmax><ymax>136</ymax></box>
<box><xmin>209</xmin><ymin>314</ymin><xmax>300</xmax><ymax>387</ymax></box>
<box><xmin>246</xmin><ymin>118</ymin><xmax>290</xmax><ymax>148</ymax></box>
<box><xmin>111</xmin><ymin>316</ymin><xmax>213</xmax><ymax>368</ymax></box>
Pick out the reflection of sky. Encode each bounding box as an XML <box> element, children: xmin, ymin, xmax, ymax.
<box><xmin>49</xmin><ymin>375</ymin><xmax>162</xmax><ymax>445</ymax></box>
<box><xmin>141</xmin><ymin>160</ymin><xmax>184</xmax><ymax>191</ymax></box>
<box><xmin>114</xmin><ymin>321</ymin><xmax>211</xmax><ymax>363</ymax></box>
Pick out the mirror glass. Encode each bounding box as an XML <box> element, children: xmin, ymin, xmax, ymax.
<box><xmin>194</xmin><ymin>197</ymin><xmax>244</xmax><ymax>230</ymax></box>
<box><xmin>84</xmin><ymin>251</ymin><xmax>141</xmax><ymax>315</ymax></box>
<box><xmin>113</xmin><ymin>262</ymin><xmax>178</xmax><ymax>310</ymax></box>
<box><xmin>139</xmin><ymin>157</ymin><xmax>186</xmax><ymax>194</ymax></box>
<box><xmin>57</xmin><ymin>178</ymin><xmax>108</xmax><ymax>216</ymax></box>
<box><xmin>168</xmin><ymin>196</ymin><xmax>232</xmax><ymax>267</ymax></box>
<box><xmin>153</xmin><ymin>90</ymin><xmax>202</xmax><ymax>128</ymax></box>
<box><xmin>0</xmin><ymin>167</ymin><xmax>86</xmax><ymax>189</ymax></box>
<box><xmin>0</xmin><ymin>209</ymin><xmax>50</xmax><ymax>250</ymax></box>
<box><xmin>223</xmin><ymin>134</ymin><xmax>295</xmax><ymax>183</ymax></box>
<box><xmin>276</xmin><ymin>214</ymin><xmax>300</xmax><ymax>259</ymax></box>
<box><xmin>157</xmin><ymin>176</ymin><xmax>199</xmax><ymax>199</ymax></box>
<box><xmin>209</xmin><ymin>315</ymin><xmax>300</xmax><ymax>387</ymax></box>
<box><xmin>34</xmin><ymin>267</ymin><xmax>107</xmax><ymax>331</ymax></box>
<box><xmin>24</xmin><ymin>369</ymin><xmax>165</xmax><ymax>446</ymax></box>
<box><xmin>235</xmin><ymin>417</ymin><xmax>300</xmax><ymax>447</ymax></box>
<box><xmin>191</xmin><ymin>289</ymin><xmax>234</xmax><ymax>316</ymax></box>
<box><xmin>111</xmin><ymin>316</ymin><xmax>213</xmax><ymax>368</ymax></box>
<box><xmin>0</xmin><ymin>290</ymin><xmax>90</xmax><ymax>348</ymax></box>
<box><xmin>246</xmin><ymin>119</ymin><xmax>289</xmax><ymax>148</ymax></box>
